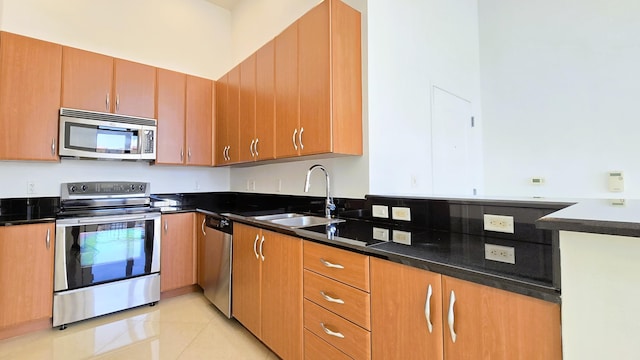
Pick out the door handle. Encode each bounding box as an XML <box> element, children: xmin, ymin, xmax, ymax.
<box><xmin>51</xmin><ymin>138</ymin><xmax>56</xmax><ymax>156</ymax></box>
<box><xmin>250</xmin><ymin>139</ymin><xmax>255</xmax><ymax>157</ymax></box>
<box><xmin>320</xmin><ymin>291</ymin><xmax>345</xmax><ymax>304</ymax></box>
<box><xmin>253</xmin><ymin>234</ymin><xmax>259</xmax><ymax>259</ymax></box>
<box><xmin>254</xmin><ymin>138</ymin><xmax>259</xmax><ymax>157</ymax></box>
<box><xmin>188</xmin><ymin>147</ymin><xmax>192</xmax><ymax>161</ymax></box>
<box><xmin>299</xmin><ymin>127</ymin><xmax>304</xmax><ymax>150</ymax></box>
<box><xmin>320</xmin><ymin>323</ymin><xmax>345</xmax><ymax>339</ymax></box>
<box><xmin>259</xmin><ymin>235</ymin><xmax>265</xmax><ymax>261</ymax></box>
<box><xmin>319</xmin><ymin>258</ymin><xmax>344</xmax><ymax>269</ymax></box>
<box><xmin>115</xmin><ymin>94</ymin><xmax>120</xmax><ymax>112</ymax></box>
<box><xmin>425</xmin><ymin>284</ymin><xmax>433</xmax><ymax>333</ymax></box>
<box><xmin>106</xmin><ymin>92</ymin><xmax>110</xmax><ymax>111</ymax></box>
<box><xmin>292</xmin><ymin>129</ymin><xmax>298</xmax><ymax>150</ymax></box>
<box><xmin>46</xmin><ymin>228</ymin><xmax>50</xmax><ymax>250</ymax></box>
<box><xmin>164</xmin><ymin>220</ymin><xmax>168</xmax><ymax>233</ymax></box>
<box><xmin>181</xmin><ymin>148</ymin><xmax>184</xmax><ymax>162</ymax></box>
<box><xmin>448</xmin><ymin>290</ymin><xmax>457</xmax><ymax>343</ymax></box>
<box><xmin>201</xmin><ymin>218</ymin><xmax>206</xmax><ymax>236</ymax></box>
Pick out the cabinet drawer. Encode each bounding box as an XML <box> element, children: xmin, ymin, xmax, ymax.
<box><xmin>304</xmin><ymin>270</ymin><xmax>370</xmax><ymax>330</ymax></box>
<box><xmin>304</xmin><ymin>241</ymin><xmax>370</xmax><ymax>291</ymax></box>
<box><xmin>304</xmin><ymin>300</ymin><xmax>370</xmax><ymax>360</ymax></box>
<box><xmin>304</xmin><ymin>329</ymin><xmax>352</xmax><ymax>360</ymax></box>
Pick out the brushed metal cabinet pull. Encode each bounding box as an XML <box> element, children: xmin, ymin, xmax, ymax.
<box><xmin>116</xmin><ymin>94</ymin><xmax>120</xmax><ymax>112</ymax></box>
<box><xmin>299</xmin><ymin>127</ymin><xmax>304</xmax><ymax>150</ymax></box>
<box><xmin>292</xmin><ymin>129</ymin><xmax>298</xmax><ymax>150</ymax></box>
<box><xmin>46</xmin><ymin>228</ymin><xmax>50</xmax><ymax>250</ymax></box>
<box><xmin>164</xmin><ymin>220</ymin><xmax>168</xmax><ymax>233</ymax></box>
<box><xmin>188</xmin><ymin>147</ymin><xmax>192</xmax><ymax>161</ymax></box>
<box><xmin>320</xmin><ymin>291</ymin><xmax>345</xmax><ymax>304</ymax></box>
<box><xmin>106</xmin><ymin>92</ymin><xmax>110</xmax><ymax>111</ymax></box>
<box><xmin>425</xmin><ymin>284</ymin><xmax>433</xmax><ymax>333</ymax></box>
<box><xmin>250</xmin><ymin>139</ymin><xmax>255</xmax><ymax>157</ymax></box>
<box><xmin>254</xmin><ymin>138</ymin><xmax>259</xmax><ymax>157</ymax></box>
<box><xmin>201</xmin><ymin>218</ymin><xmax>206</xmax><ymax>236</ymax></box>
<box><xmin>448</xmin><ymin>290</ymin><xmax>457</xmax><ymax>343</ymax></box>
<box><xmin>259</xmin><ymin>235</ymin><xmax>265</xmax><ymax>261</ymax></box>
<box><xmin>51</xmin><ymin>138</ymin><xmax>56</xmax><ymax>156</ymax></box>
<box><xmin>320</xmin><ymin>323</ymin><xmax>345</xmax><ymax>338</ymax></box>
<box><xmin>319</xmin><ymin>258</ymin><xmax>344</xmax><ymax>269</ymax></box>
<box><xmin>181</xmin><ymin>148</ymin><xmax>184</xmax><ymax>162</ymax></box>
<box><xmin>253</xmin><ymin>234</ymin><xmax>259</xmax><ymax>259</ymax></box>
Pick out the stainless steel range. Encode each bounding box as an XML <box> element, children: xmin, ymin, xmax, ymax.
<box><xmin>53</xmin><ymin>181</ymin><xmax>161</xmax><ymax>329</ymax></box>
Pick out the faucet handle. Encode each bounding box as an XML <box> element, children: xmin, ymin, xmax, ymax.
<box><xmin>328</xmin><ymin>203</ymin><xmax>336</xmax><ymax>211</ymax></box>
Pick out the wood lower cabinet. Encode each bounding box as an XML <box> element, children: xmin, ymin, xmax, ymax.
<box><xmin>196</xmin><ymin>213</ymin><xmax>206</xmax><ymax>287</ymax></box>
<box><xmin>0</xmin><ymin>32</ymin><xmax>62</xmax><ymax>161</ymax></box>
<box><xmin>232</xmin><ymin>223</ymin><xmax>303</xmax><ymax>359</ymax></box>
<box><xmin>442</xmin><ymin>276</ymin><xmax>562</xmax><ymax>360</ymax></box>
<box><xmin>160</xmin><ymin>213</ymin><xmax>196</xmax><ymax>293</ymax></box>
<box><xmin>0</xmin><ymin>223</ymin><xmax>55</xmax><ymax>339</ymax></box>
<box><xmin>62</xmin><ymin>46</ymin><xmax>156</xmax><ymax>118</ymax></box>
<box><xmin>371</xmin><ymin>258</ymin><xmax>562</xmax><ymax>360</ymax></box>
<box><xmin>371</xmin><ymin>258</ymin><xmax>443</xmax><ymax>360</ymax></box>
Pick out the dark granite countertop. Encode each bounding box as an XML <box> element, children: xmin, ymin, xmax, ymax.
<box><xmin>537</xmin><ymin>199</ymin><xmax>640</xmax><ymax>238</ymax></box>
<box><xmin>0</xmin><ymin>197</ymin><xmax>59</xmax><ymax>226</ymax></box>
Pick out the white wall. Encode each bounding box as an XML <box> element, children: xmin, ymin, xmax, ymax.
<box><xmin>227</xmin><ymin>0</ymin><xmax>370</xmax><ymax>199</ymax></box>
<box><xmin>0</xmin><ymin>0</ymin><xmax>232</xmax><ymax>198</ymax></box>
<box><xmin>479</xmin><ymin>0</ymin><xmax>640</xmax><ymax>199</ymax></box>
<box><xmin>367</xmin><ymin>0</ymin><xmax>483</xmax><ymax>197</ymax></box>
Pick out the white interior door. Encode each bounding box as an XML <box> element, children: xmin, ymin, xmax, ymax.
<box><xmin>431</xmin><ymin>86</ymin><xmax>473</xmax><ymax>195</ymax></box>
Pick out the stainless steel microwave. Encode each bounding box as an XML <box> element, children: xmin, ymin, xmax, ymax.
<box><xmin>58</xmin><ymin>108</ymin><xmax>157</xmax><ymax>161</ymax></box>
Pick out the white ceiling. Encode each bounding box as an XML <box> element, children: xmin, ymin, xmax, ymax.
<box><xmin>205</xmin><ymin>0</ymin><xmax>241</xmax><ymax>10</ymax></box>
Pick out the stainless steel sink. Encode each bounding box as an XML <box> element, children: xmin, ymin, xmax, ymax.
<box><xmin>269</xmin><ymin>215</ymin><xmax>344</xmax><ymax>228</ymax></box>
<box><xmin>251</xmin><ymin>213</ymin><xmax>302</xmax><ymax>221</ymax></box>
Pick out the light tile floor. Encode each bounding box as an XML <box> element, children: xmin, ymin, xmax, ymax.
<box><xmin>0</xmin><ymin>293</ymin><xmax>278</xmax><ymax>360</ymax></box>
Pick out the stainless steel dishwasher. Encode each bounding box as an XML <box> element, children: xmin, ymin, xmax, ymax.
<box><xmin>201</xmin><ymin>213</ymin><xmax>233</xmax><ymax>318</ymax></box>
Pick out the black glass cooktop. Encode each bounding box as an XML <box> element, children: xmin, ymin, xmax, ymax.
<box><xmin>300</xmin><ymin>219</ymin><xmax>553</xmax><ymax>287</ymax></box>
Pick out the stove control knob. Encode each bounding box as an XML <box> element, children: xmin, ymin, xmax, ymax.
<box><xmin>70</xmin><ymin>185</ymin><xmax>77</xmax><ymax>193</ymax></box>
<box><xmin>130</xmin><ymin>184</ymin><xmax>136</xmax><ymax>191</ymax></box>
<box><xmin>139</xmin><ymin>184</ymin><xmax>145</xmax><ymax>192</ymax></box>
<box><xmin>81</xmin><ymin>185</ymin><xmax>87</xmax><ymax>192</ymax></box>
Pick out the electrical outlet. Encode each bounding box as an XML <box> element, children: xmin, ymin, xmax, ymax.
<box><xmin>372</xmin><ymin>227</ymin><xmax>389</xmax><ymax>241</ymax></box>
<box><xmin>483</xmin><ymin>214</ymin><xmax>515</xmax><ymax>233</ymax></box>
<box><xmin>392</xmin><ymin>230</ymin><xmax>412</xmax><ymax>245</ymax></box>
<box><xmin>27</xmin><ymin>180</ymin><xmax>36</xmax><ymax>194</ymax></box>
<box><xmin>372</xmin><ymin>205</ymin><xmax>389</xmax><ymax>218</ymax></box>
<box><xmin>485</xmin><ymin>244</ymin><xmax>516</xmax><ymax>264</ymax></box>
<box><xmin>391</xmin><ymin>207</ymin><xmax>411</xmax><ymax>221</ymax></box>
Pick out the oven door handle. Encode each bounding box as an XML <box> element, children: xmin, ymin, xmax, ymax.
<box><xmin>56</xmin><ymin>213</ymin><xmax>159</xmax><ymax>225</ymax></box>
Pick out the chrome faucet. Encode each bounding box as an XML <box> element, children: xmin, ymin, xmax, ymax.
<box><xmin>304</xmin><ymin>164</ymin><xmax>335</xmax><ymax>218</ymax></box>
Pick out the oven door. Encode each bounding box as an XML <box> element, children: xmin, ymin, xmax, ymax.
<box><xmin>54</xmin><ymin>212</ymin><xmax>161</xmax><ymax>292</ymax></box>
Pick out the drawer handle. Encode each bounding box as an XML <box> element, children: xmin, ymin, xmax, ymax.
<box><xmin>320</xmin><ymin>323</ymin><xmax>345</xmax><ymax>339</ymax></box>
<box><xmin>425</xmin><ymin>284</ymin><xmax>433</xmax><ymax>333</ymax></box>
<box><xmin>319</xmin><ymin>258</ymin><xmax>344</xmax><ymax>269</ymax></box>
<box><xmin>448</xmin><ymin>290</ymin><xmax>457</xmax><ymax>343</ymax></box>
<box><xmin>259</xmin><ymin>235</ymin><xmax>265</xmax><ymax>261</ymax></box>
<box><xmin>320</xmin><ymin>291</ymin><xmax>345</xmax><ymax>304</ymax></box>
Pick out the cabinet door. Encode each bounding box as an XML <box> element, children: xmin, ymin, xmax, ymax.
<box><xmin>185</xmin><ymin>75</ymin><xmax>213</xmax><ymax>166</ymax></box>
<box><xmin>274</xmin><ymin>22</ymin><xmax>300</xmax><ymax>159</ymax></box>
<box><xmin>0</xmin><ymin>223</ymin><xmax>54</xmax><ymax>328</ymax></box>
<box><xmin>261</xmin><ymin>230</ymin><xmax>303</xmax><ymax>360</ymax></box>
<box><xmin>113</xmin><ymin>59</ymin><xmax>156</xmax><ymax>118</ymax></box>
<box><xmin>255</xmin><ymin>40</ymin><xmax>276</xmax><ymax>161</ymax></box>
<box><xmin>196</xmin><ymin>214</ymin><xmax>206</xmax><ymax>287</ymax></box>
<box><xmin>226</xmin><ymin>66</ymin><xmax>240</xmax><ymax>163</ymax></box>
<box><xmin>0</xmin><ymin>32</ymin><xmax>61</xmax><ymax>161</ymax></box>
<box><xmin>61</xmin><ymin>46</ymin><xmax>113</xmax><ymax>113</ymax></box>
<box><xmin>215</xmin><ymin>74</ymin><xmax>228</xmax><ymax>165</ymax></box>
<box><xmin>160</xmin><ymin>213</ymin><xmax>196</xmax><ymax>292</ymax></box>
<box><xmin>232</xmin><ymin>223</ymin><xmax>262</xmax><ymax>337</ymax></box>
<box><xmin>371</xmin><ymin>258</ymin><xmax>443</xmax><ymax>360</ymax></box>
<box><xmin>298</xmin><ymin>1</ymin><xmax>332</xmax><ymax>155</ymax></box>
<box><xmin>442</xmin><ymin>276</ymin><xmax>562</xmax><ymax>360</ymax></box>
<box><xmin>156</xmin><ymin>68</ymin><xmax>186</xmax><ymax>165</ymax></box>
<box><xmin>239</xmin><ymin>53</ymin><xmax>257</xmax><ymax>163</ymax></box>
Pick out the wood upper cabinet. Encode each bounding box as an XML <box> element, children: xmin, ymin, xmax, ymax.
<box><xmin>371</xmin><ymin>258</ymin><xmax>444</xmax><ymax>360</ymax></box>
<box><xmin>274</xmin><ymin>0</ymin><xmax>362</xmax><ymax>159</ymax></box>
<box><xmin>156</xmin><ymin>68</ymin><xmax>186</xmax><ymax>165</ymax></box>
<box><xmin>215</xmin><ymin>74</ymin><xmax>228</xmax><ymax>165</ymax></box>
<box><xmin>62</xmin><ymin>47</ymin><xmax>156</xmax><ymax>118</ymax></box>
<box><xmin>160</xmin><ymin>213</ymin><xmax>196</xmax><ymax>292</ymax></box>
<box><xmin>0</xmin><ymin>32</ymin><xmax>62</xmax><ymax>161</ymax></box>
<box><xmin>0</xmin><ymin>223</ymin><xmax>55</xmax><ymax>331</ymax></box>
<box><xmin>238</xmin><ymin>53</ymin><xmax>257</xmax><ymax>163</ymax></box>
<box><xmin>442</xmin><ymin>276</ymin><xmax>562</xmax><ymax>360</ymax></box>
<box><xmin>274</xmin><ymin>22</ymin><xmax>300</xmax><ymax>159</ymax></box>
<box><xmin>216</xmin><ymin>66</ymin><xmax>239</xmax><ymax>165</ymax></box>
<box><xmin>232</xmin><ymin>223</ymin><xmax>303</xmax><ymax>360</ymax></box>
<box><xmin>185</xmin><ymin>75</ymin><xmax>213</xmax><ymax>166</ymax></box>
<box><xmin>255</xmin><ymin>40</ymin><xmax>276</xmax><ymax>161</ymax></box>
